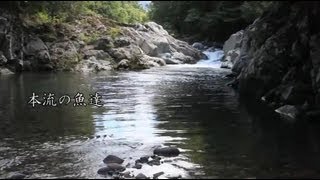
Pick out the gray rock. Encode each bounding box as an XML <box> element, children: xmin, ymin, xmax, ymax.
<box><xmin>103</xmin><ymin>155</ymin><xmax>124</xmax><ymax>164</ymax></box>
<box><xmin>192</xmin><ymin>42</ymin><xmax>204</xmax><ymax>50</ymax></box>
<box><xmin>0</xmin><ymin>52</ymin><xmax>7</xmax><ymax>65</ymax></box>
<box><xmin>139</xmin><ymin>156</ymin><xmax>149</xmax><ymax>163</ymax></box>
<box><xmin>0</xmin><ymin>67</ymin><xmax>14</xmax><ymax>75</ymax></box>
<box><xmin>222</xmin><ymin>30</ymin><xmax>243</xmax><ymax>54</ymax></box>
<box><xmin>154</xmin><ymin>147</ymin><xmax>180</xmax><ymax>157</ymax></box>
<box><xmin>133</xmin><ymin>163</ymin><xmax>142</xmax><ymax>169</ymax></box>
<box><xmin>114</xmin><ymin>37</ymin><xmax>131</xmax><ymax>47</ymax></box>
<box><xmin>121</xmin><ymin>21</ymin><xmax>204</xmax><ymax>64</ymax></box>
<box><xmin>147</xmin><ymin>159</ymin><xmax>161</xmax><ymax>166</ymax></box>
<box><xmin>83</xmin><ymin>49</ymin><xmax>111</xmax><ymax>60</ymax></box>
<box><xmin>135</xmin><ymin>173</ymin><xmax>148</xmax><ymax>179</ymax></box>
<box><xmin>275</xmin><ymin>105</ymin><xmax>300</xmax><ymax>122</ymax></box>
<box><xmin>116</xmin><ymin>59</ymin><xmax>130</xmax><ymax>70</ymax></box>
<box><xmin>151</xmin><ymin>155</ymin><xmax>161</xmax><ymax>161</ymax></box>
<box><xmin>220</xmin><ymin>61</ymin><xmax>233</xmax><ymax>69</ymax></box>
<box><xmin>94</xmin><ymin>36</ymin><xmax>113</xmax><ymax>51</ymax></box>
<box><xmin>97</xmin><ymin>163</ymin><xmax>126</xmax><ymax>175</ymax></box>
<box><xmin>8</xmin><ymin>172</ymin><xmax>26</xmax><ymax>179</ymax></box>
<box><xmin>121</xmin><ymin>171</ymin><xmax>132</xmax><ymax>178</ymax></box>
<box><xmin>24</xmin><ymin>36</ymin><xmax>48</xmax><ymax>56</ymax></box>
<box><xmin>153</xmin><ymin>172</ymin><xmax>164</xmax><ymax>179</ymax></box>
<box><xmin>76</xmin><ymin>56</ymin><xmax>112</xmax><ymax>73</ymax></box>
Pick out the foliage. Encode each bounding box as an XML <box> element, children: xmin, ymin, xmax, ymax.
<box><xmin>107</xmin><ymin>27</ymin><xmax>122</xmax><ymax>39</ymax></box>
<box><xmin>3</xmin><ymin>1</ymin><xmax>148</xmax><ymax>25</ymax></box>
<box><xmin>149</xmin><ymin>1</ymin><xmax>272</xmax><ymax>42</ymax></box>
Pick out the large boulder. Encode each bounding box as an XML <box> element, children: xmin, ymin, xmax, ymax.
<box><xmin>221</xmin><ymin>49</ymin><xmax>241</xmax><ymax>69</ymax></box>
<box><xmin>120</xmin><ymin>22</ymin><xmax>204</xmax><ymax>65</ymax></box>
<box><xmin>0</xmin><ymin>67</ymin><xmax>14</xmax><ymax>75</ymax></box>
<box><xmin>49</xmin><ymin>40</ymin><xmax>80</xmax><ymax>70</ymax></box>
<box><xmin>97</xmin><ymin>163</ymin><xmax>126</xmax><ymax>175</ymax></box>
<box><xmin>82</xmin><ymin>49</ymin><xmax>112</xmax><ymax>60</ymax></box>
<box><xmin>153</xmin><ymin>147</ymin><xmax>180</xmax><ymax>157</ymax></box>
<box><xmin>192</xmin><ymin>42</ymin><xmax>205</xmax><ymax>51</ymax></box>
<box><xmin>224</xmin><ymin>2</ymin><xmax>320</xmax><ymax>119</ymax></box>
<box><xmin>94</xmin><ymin>36</ymin><xmax>114</xmax><ymax>51</ymax></box>
<box><xmin>223</xmin><ymin>30</ymin><xmax>244</xmax><ymax>54</ymax></box>
<box><xmin>75</xmin><ymin>56</ymin><xmax>113</xmax><ymax>73</ymax></box>
<box><xmin>275</xmin><ymin>105</ymin><xmax>301</xmax><ymax>122</ymax></box>
<box><xmin>103</xmin><ymin>155</ymin><xmax>124</xmax><ymax>164</ymax></box>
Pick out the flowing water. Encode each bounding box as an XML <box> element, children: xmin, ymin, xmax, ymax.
<box><xmin>1</xmin><ymin>51</ymin><xmax>320</xmax><ymax>178</ymax></box>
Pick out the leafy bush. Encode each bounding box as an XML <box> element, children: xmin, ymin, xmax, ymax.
<box><xmin>107</xmin><ymin>27</ymin><xmax>122</xmax><ymax>39</ymax></box>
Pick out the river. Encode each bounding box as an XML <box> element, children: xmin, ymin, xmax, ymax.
<box><xmin>1</xmin><ymin>50</ymin><xmax>320</xmax><ymax>178</ymax></box>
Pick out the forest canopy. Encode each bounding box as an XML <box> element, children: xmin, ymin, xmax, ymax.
<box><xmin>1</xmin><ymin>1</ymin><xmax>272</xmax><ymax>43</ymax></box>
<box><xmin>148</xmin><ymin>1</ymin><xmax>272</xmax><ymax>42</ymax></box>
<box><xmin>0</xmin><ymin>1</ymin><xmax>149</xmax><ymax>24</ymax></box>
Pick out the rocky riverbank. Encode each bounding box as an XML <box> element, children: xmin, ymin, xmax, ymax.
<box><xmin>0</xmin><ymin>9</ymin><xmax>205</xmax><ymax>75</ymax></box>
<box><xmin>96</xmin><ymin>147</ymin><xmax>181</xmax><ymax>179</ymax></box>
<box><xmin>220</xmin><ymin>1</ymin><xmax>320</xmax><ymax>122</ymax></box>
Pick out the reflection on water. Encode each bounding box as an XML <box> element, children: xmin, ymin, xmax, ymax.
<box><xmin>0</xmin><ymin>65</ymin><xmax>320</xmax><ymax>178</ymax></box>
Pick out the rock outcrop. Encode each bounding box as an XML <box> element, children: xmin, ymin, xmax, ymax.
<box><xmin>220</xmin><ymin>30</ymin><xmax>243</xmax><ymax>69</ymax></box>
<box><xmin>224</xmin><ymin>1</ymin><xmax>320</xmax><ymax>121</ymax></box>
<box><xmin>0</xmin><ymin>9</ymin><xmax>204</xmax><ymax>74</ymax></box>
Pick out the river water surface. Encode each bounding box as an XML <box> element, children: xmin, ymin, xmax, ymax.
<box><xmin>1</xmin><ymin>51</ymin><xmax>320</xmax><ymax>178</ymax></box>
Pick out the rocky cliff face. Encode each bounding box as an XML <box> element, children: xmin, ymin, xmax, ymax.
<box><xmin>0</xmin><ymin>9</ymin><xmax>204</xmax><ymax>75</ymax></box>
<box><xmin>224</xmin><ymin>1</ymin><xmax>320</xmax><ymax>121</ymax></box>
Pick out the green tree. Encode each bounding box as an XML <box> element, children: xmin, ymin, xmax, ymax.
<box><xmin>149</xmin><ymin>1</ymin><xmax>272</xmax><ymax>42</ymax></box>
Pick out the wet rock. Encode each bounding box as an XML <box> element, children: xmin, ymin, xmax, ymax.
<box><xmin>103</xmin><ymin>155</ymin><xmax>124</xmax><ymax>164</ymax></box>
<box><xmin>97</xmin><ymin>164</ymin><xmax>126</xmax><ymax>175</ymax></box>
<box><xmin>220</xmin><ymin>61</ymin><xmax>233</xmax><ymax>69</ymax></box>
<box><xmin>139</xmin><ymin>156</ymin><xmax>149</xmax><ymax>163</ymax></box>
<box><xmin>163</xmin><ymin>58</ymin><xmax>182</xmax><ymax>65</ymax></box>
<box><xmin>221</xmin><ymin>49</ymin><xmax>241</xmax><ymax>69</ymax></box>
<box><xmin>135</xmin><ymin>173</ymin><xmax>148</xmax><ymax>179</ymax></box>
<box><xmin>222</xmin><ymin>30</ymin><xmax>243</xmax><ymax>54</ymax></box>
<box><xmin>192</xmin><ymin>42</ymin><xmax>204</xmax><ymax>51</ymax></box>
<box><xmin>125</xmin><ymin>163</ymin><xmax>131</xmax><ymax>168</ymax></box>
<box><xmin>94</xmin><ymin>36</ymin><xmax>113</xmax><ymax>51</ymax></box>
<box><xmin>133</xmin><ymin>163</ymin><xmax>142</xmax><ymax>169</ymax></box>
<box><xmin>116</xmin><ymin>59</ymin><xmax>130</xmax><ymax>70</ymax></box>
<box><xmin>153</xmin><ymin>172</ymin><xmax>164</xmax><ymax>179</ymax></box>
<box><xmin>112</xmin><ymin>173</ymin><xmax>121</xmax><ymax>179</ymax></box>
<box><xmin>154</xmin><ymin>147</ymin><xmax>180</xmax><ymax>157</ymax></box>
<box><xmin>120</xmin><ymin>171</ymin><xmax>132</xmax><ymax>178</ymax></box>
<box><xmin>147</xmin><ymin>159</ymin><xmax>161</xmax><ymax>166</ymax></box>
<box><xmin>163</xmin><ymin>160</ymin><xmax>173</xmax><ymax>163</ymax></box>
<box><xmin>0</xmin><ymin>67</ymin><xmax>14</xmax><ymax>75</ymax></box>
<box><xmin>75</xmin><ymin>56</ymin><xmax>112</xmax><ymax>73</ymax></box>
<box><xmin>275</xmin><ymin>105</ymin><xmax>300</xmax><ymax>122</ymax></box>
<box><xmin>97</xmin><ymin>167</ymin><xmax>111</xmax><ymax>175</ymax></box>
<box><xmin>168</xmin><ymin>175</ymin><xmax>182</xmax><ymax>179</ymax></box>
<box><xmin>8</xmin><ymin>172</ymin><xmax>26</xmax><ymax>179</ymax></box>
<box><xmin>0</xmin><ymin>51</ymin><xmax>7</xmax><ymax>65</ymax></box>
<box><xmin>225</xmin><ymin>72</ymin><xmax>237</xmax><ymax>78</ymax></box>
